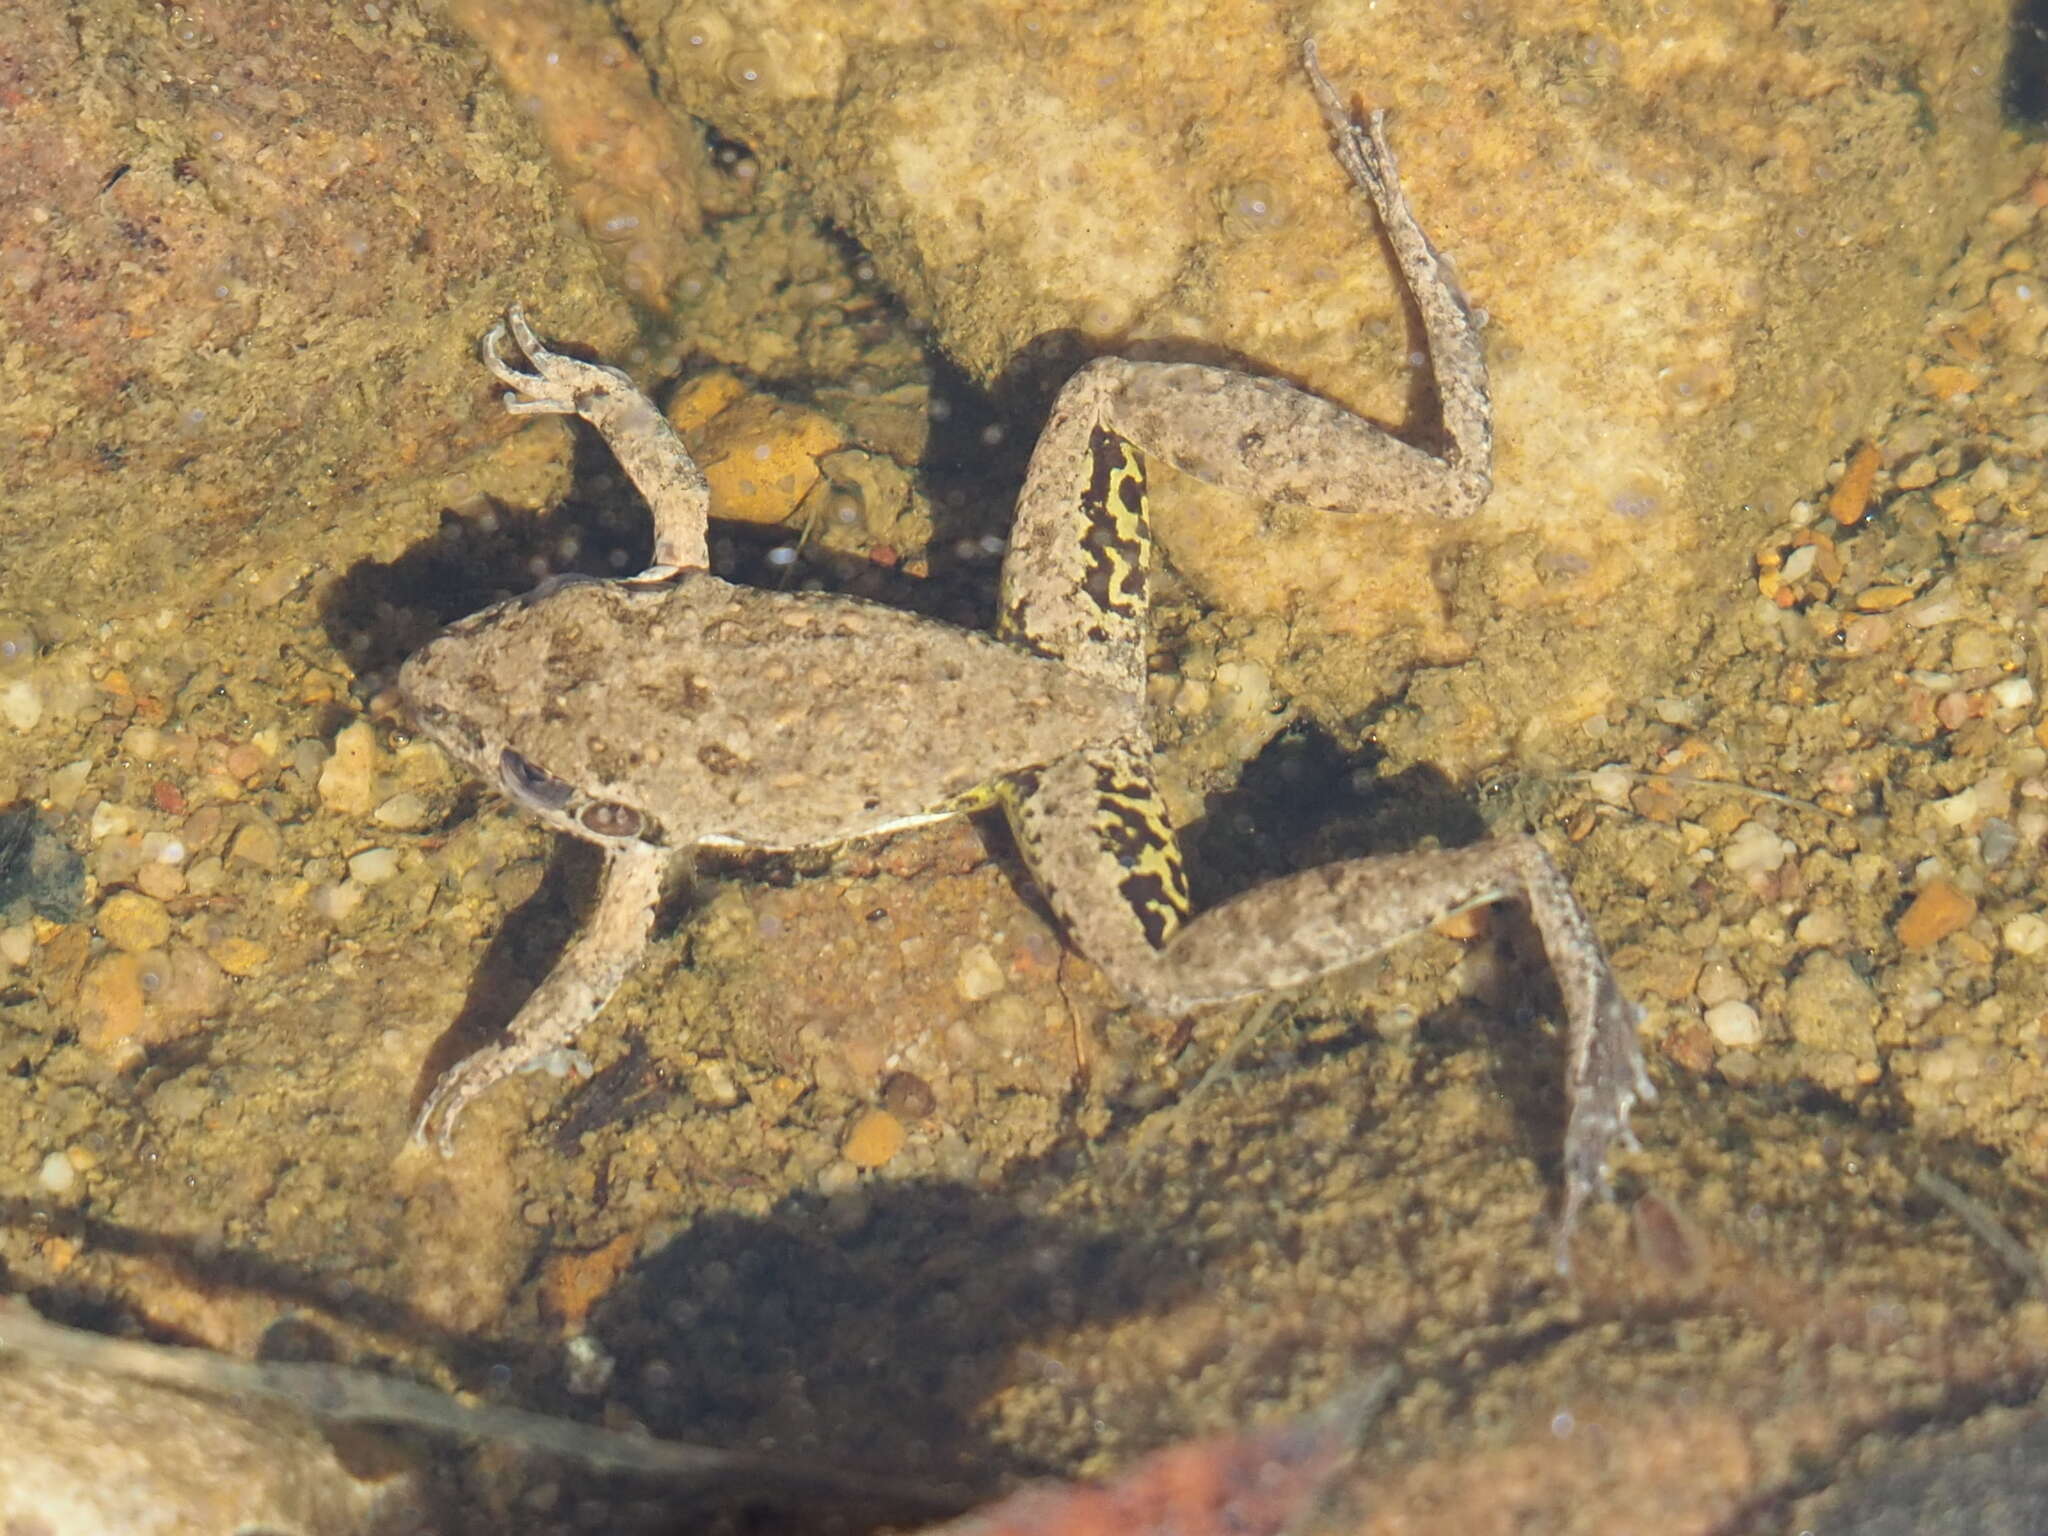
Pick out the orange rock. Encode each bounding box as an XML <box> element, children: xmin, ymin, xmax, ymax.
<box><xmin>76</xmin><ymin>953</ymin><xmax>147</xmax><ymax>1057</ymax></box>
<box><xmin>1827</xmin><ymin>442</ymin><xmax>1882</xmax><ymax>526</ymax></box>
<box><xmin>1896</xmin><ymin>879</ymin><xmax>1977</xmax><ymax>950</ymax></box>
<box><xmin>690</xmin><ymin>393</ymin><xmax>846</xmax><ymax>527</ymax></box>
<box><xmin>843</xmin><ymin>1108</ymin><xmax>907</xmax><ymax>1170</ymax></box>
<box><xmin>538</xmin><ymin>1231</ymin><xmax>639</xmax><ymax>1330</ymax></box>
<box><xmin>1920</xmin><ymin>364</ymin><xmax>1980</xmax><ymax>401</ymax></box>
<box><xmin>917</xmin><ymin>1398</ymin><xmax>1354</xmax><ymax>1536</ymax></box>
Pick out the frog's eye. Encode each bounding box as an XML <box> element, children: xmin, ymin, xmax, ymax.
<box><xmin>499</xmin><ymin>747</ymin><xmax>575</xmax><ymax>811</ymax></box>
<box><xmin>580</xmin><ymin>801</ymin><xmax>643</xmax><ymax>839</ymax></box>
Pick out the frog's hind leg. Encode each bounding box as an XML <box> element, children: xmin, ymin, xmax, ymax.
<box><xmin>482</xmin><ymin>306</ymin><xmax>712</xmax><ymax>579</ymax></box>
<box><xmin>994</xmin><ymin>42</ymin><xmax>1488</xmax><ymax>693</ymax></box>
<box><xmin>1004</xmin><ymin>758</ymin><xmax>1652</xmax><ymax>1269</ymax></box>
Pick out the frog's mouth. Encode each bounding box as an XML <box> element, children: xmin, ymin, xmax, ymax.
<box><xmin>401</xmin><ymin>694</ymin><xmax>486</xmax><ymax>765</ymax></box>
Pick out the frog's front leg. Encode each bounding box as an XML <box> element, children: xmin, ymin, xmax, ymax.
<box><xmin>481</xmin><ymin>307</ymin><xmax>712</xmax><ymax>579</ymax></box>
<box><xmin>1003</xmin><ymin>752</ymin><xmax>1652</xmax><ymax>1271</ymax></box>
<box><xmin>411</xmin><ymin>840</ymin><xmax>670</xmax><ymax>1153</ymax></box>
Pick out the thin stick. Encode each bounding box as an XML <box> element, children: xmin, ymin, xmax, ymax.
<box><xmin>0</xmin><ymin>1298</ymin><xmax>964</xmax><ymax>1515</ymax></box>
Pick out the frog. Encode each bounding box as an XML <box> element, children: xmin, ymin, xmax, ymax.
<box><xmin>399</xmin><ymin>41</ymin><xmax>1655</xmax><ymax>1267</ymax></box>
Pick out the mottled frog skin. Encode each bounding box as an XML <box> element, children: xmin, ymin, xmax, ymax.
<box><xmin>400</xmin><ymin>43</ymin><xmax>1652</xmax><ymax>1270</ymax></box>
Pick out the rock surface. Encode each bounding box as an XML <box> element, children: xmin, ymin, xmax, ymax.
<box><xmin>0</xmin><ymin>1354</ymin><xmax>431</xmax><ymax>1536</ymax></box>
<box><xmin>619</xmin><ymin>0</ymin><xmax>2017</xmax><ymax>770</ymax></box>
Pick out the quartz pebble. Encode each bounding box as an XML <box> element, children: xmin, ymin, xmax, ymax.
<box><xmin>1703</xmin><ymin>1000</ymin><xmax>1762</xmax><ymax>1048</ymax></box>
<box><xmin>347</xmin><ymin>847</ymin><xmax>400</xmax><ymax>886</ymax></box>
<box><xmin>372</xmin><ymin>792</ymin><xmax>431</xmax><ymax>830</ymax></box>
<box><xmin>36</xmin><ymin>1152</ymin><xmax>75</xmax><ymax>1194</ymax></box>
<box><xmin>2003</xmin><ymin>913</ymin><xmax>2048</xmax><ymax>956</ymax></box>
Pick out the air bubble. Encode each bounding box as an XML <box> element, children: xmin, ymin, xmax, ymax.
<box><xmin>722</xmin><ymin>46</ymin><xmax>770</xmax><ymax>92</ymax></box>
<box><xmin>137</xmin><ymin>950</ymin><xmax>172</xmax><ymax>995</ymax></box>
<box><xmin>1219</xmin><ymin>178</ymin><xmax>1290</xmax><ymax>237</ymax></box>
<box><xmin>765</xmin><ymin>545</ymin><xmax>798</xmax><ymax>567</ymax></box>
<box><xmin>828</xmin><ymin>484</ymin><xmax>865</xmax><ymax>524</ymax></box>
<box><xmin>0</xmin><ymin>615</ymin><xmax>38</xmax><ymax>671</ymax></box>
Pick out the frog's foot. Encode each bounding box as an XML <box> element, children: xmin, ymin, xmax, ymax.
<box><xmin>411</xmin><ymin>1042</ymin><xmax>599</xmax><ymax>1153</ymax></box>
<box><xmin>412</xmin><ymin>842</ymin><xmax>667</xmax><ymax>1155</ymax></box>
<box><xmin>479</xmin><ymin>306</ymin><xmax>713</xmax><ymax>575</ymax></box>
<box><xmin>481</xmin><ymin>304</ymin><xmax>640</xmax><ymax>418</ymax></box>
<box><xmin>411</xmin><ymin>1042</ymin><xmax>518</xmax><ymax>1154</ymax></box>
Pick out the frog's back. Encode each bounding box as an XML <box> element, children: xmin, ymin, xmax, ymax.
<box><xmin>452</xmin><ymin>577</ymin><xmax>1132</xmax><ymax>849</ymax></box>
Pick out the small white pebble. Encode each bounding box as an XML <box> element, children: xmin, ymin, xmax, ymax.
<box><xmin>89</xmin><ymin>802</ymin><xmax>138</xmax><ymax>843</ymax></box>
<box><xmin>37</xmin><ymin>1151</ymin><xmax>75</xmax><ymax>1194</ymax></box>
<box><xmin>348</xmin><ymin>847</ymin><xmax>401</xmax><ymax>886</ymax></box>
<box><xmin>816</xmin><ymin>1159</ymin><xmax>861</xmax><ymax>1197</ymax></box>
<box><xmin>954</xmin><ymin>944</ymin><xmax>1005</xmax><ymax>1002</ymax></box>
<box><xmin>1932</xmin><ymin>786</ymin><xmax>1981</xmax><ymax>829</ymax></box>
<box><xmin>372</xmin><ymin>792</ymin><xmax>431</xmax><ymax>830</ymax></box>
<box><xmin>1</xmin><ymin>678</ymin><xmax>43</xmax><ymax>732</ymax></box>
<box><xmin>1992</xmin><ymin>676</ymin><xmax>2036</xmax><ymax>711</ymax></box>
<box><xmin>1586</xmin><ymin>765</ymin><xmax>1633</xmax><ymax>807</ymax></box>
<box><xmin>1704</xmin><ymin>999</ymin><xmax>1762</xmax><ymax>1048</ymax></box>
<box><xmin>0</xmin><ymin>925</ymin><xmax>33</xmax><ymax>968</ymax></box>
<box><xmin>2003</xmin><ymin>912</ymin><xmax>2048</xmax><ymax>956</ymax></box>
<box><xmin>1723</xmin><ymin>820</ymin><xmax>1792</xmax><ymax>875</ymax></box>
<box><xmin>311</xmin><ymin>881</ymin><xmax>365</xmax><ymax>922</ymax></box>
<box><xmin>1794</xmin><ymin>907</ymin><xmax>1850</xmax><ymax>946</ymax></box>
<box><xmin>141</xmin><ymin>831</ymin><xmax>186</xmax><ymax>866</ymax></box>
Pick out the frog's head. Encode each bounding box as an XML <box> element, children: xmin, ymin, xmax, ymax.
<box><xmin>398</xmin><ymin>576</ymin><xmax>660</xmax><ymax>851</ymax></box>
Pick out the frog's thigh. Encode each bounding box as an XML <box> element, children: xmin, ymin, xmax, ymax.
<box><xmin>999</xmin><ymin>743</ymin><xmax>1192</xmax><ymax>1004</ymax></box>
<box><xmin>996</xmin><ymin>362</ymin><xmax>1151</xmax><ymax>691</ymax></box>
<box><xmin>1011</xmin><ymin>752</ymin><xmax>1549</xmax><ymax>1016</ymax></box>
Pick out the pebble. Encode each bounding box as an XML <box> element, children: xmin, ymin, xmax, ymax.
<box><xmin>317</xmin><ymin>720</ymin><xmax>381</xmax><ymax>816</ymax></box>
<box><xmin>76</xmin><ymin>953</ymin><xmax>146</xmax><ymax>1057</ymax></box>
<box><xmin>134</xmin><ymin>861</ymin><xmax>184</xmax><ymax>901</ymax></box>
<box><xmin>1896</xmin><ymin>878</ymin><xmax>1978</xmax><ymax>949</ymax></box>
<box><xmin>689</xmin><ymin>1059</ymin><xmax>741</xmax><ymax>1109</ymax></box>
<box><xmin>2003</xmin><ymin>913</ymin><xmax>2048</xmax><ymax>956</ymax></box>
<box><xmin>842</xmin><ymin>1108</ymin><xmax>906</xmax><ymax>1169</ymax></box>
<box><xmin>1703</xmin><ymin>1000</ymin><xmax>1762</xmax><ymax>1049</ymax></box>
<box><xmin>1</xmin><ymin>678</ymin><xmax>43</xmax><ymax>732</ymax></box>
<box><xmin>1794</xmin><ymin>907</ymin><xmax>1851</xmax><ymax>946</ymax></box>
<box><xmin>815</xmin><ymin>1159</ymin><xmax>861</xmax><ymax>1196</ymax></box>
<box><xmin>954</xmin><ymin>943</ymin><xmax>1006</xmax><ymax>1002</ymax></box>
<box><xmin>95</xmin><ymin>891</ymin><xmax>171</xmax><ymax>953</ymax></box>
<box><xmin>1694</xmin><ymin>959</ymin><xmax>1748</xmax><ymax>1009</ymax></box>
<box><xmin>209</xmin><ymin>936</ymin><xmax>270</xmax><ymax>976</ymax></box>
<box><xmin>1785</xmin><ymin>951</ymin><xmax>1879</xmax><ymax>1057</ymax></box>
<box><xmin>1723</xmin><ymin>820</ymin><xmax>1793</xmax><ymax>875</ymax></box>
<box><xmin>36</xmin><ymin>1151</ymin><xmax>75</xmax><ymax>1195</ymax></box>
<box><xmin>311</xmin><ymin>881</ymin><xmax>365</xmax><ymax>923</ymax></box>
<box><xmin>229</xmin><ymin>819</ymin><xmax>282</xmax><ymax>870</ymax></box>
<box><xmin>372</xmin><ymin>792</ymin><xmax>431</xmax><ymax>830</ymax></box>
<box><xmin>347</xmin><ymin>847</ymin><xmax>400</xmax><ymax>886</ymax></box>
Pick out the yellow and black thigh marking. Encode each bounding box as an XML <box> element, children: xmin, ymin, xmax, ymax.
<box><xmin>998</xmin><ymin>742</ymin><xmax>1191</xmax><ymax>1002</ymax></box>
<box><xmin>997</xmin><ymin>404</ymin><xmax>1153</xmax><ymax>688</ymax></box>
